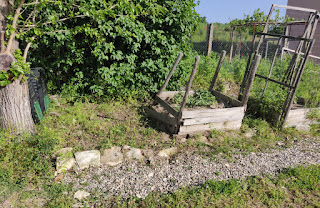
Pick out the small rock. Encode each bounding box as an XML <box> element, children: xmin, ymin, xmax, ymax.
<box><xmin>244</xmin><ymin>129</ymin><xmax>256</xmax><ymax>138</ymax></box>
<box><xmin>125</xmin><ymin>148</ymin><xmax>144</xmax><ymax>161</ymax></box>
<box><xmin>158</xmin><ymin>147</ymin><xmax>178</xmax><ymax>158</ymax></box>
<box><xmin>74</xmin><ymin>190</ymin><xmax>90</xmax><ymax>201</ymax></box>
<box><xmin>74</xmin><ymin>150</ymin><xmax>100</xmax><ymax>169</ymax></box>
<box><xmin>276</xmin><ymin>141</ymin><xmax>285</xmax><ymax>147</ymax></box>
<box><xmin>122</xmin><ymin>145</ymin><xmax>131</xmax><ymax>150</ymax></box>
<box><xmin>56</xmin><ymin>157</ymin><xmax>76</xmax><ymax>174</ymax></box>
<box><xmin>55</xmin><ymin>173</ymin><xmax>64</xmax><ymax>183</ymax></box>
<box><xmin>161</xmin><ymin>133</ymin><xmax>170</xmax><ymax>142</ymax></box>
<box><xmin>180</xmin><ymin>138</ymin><xmax>187</xmax><ymax>143</ymax></box>
<box><xmin>101</xmin><ymin>147</ymin><xmax>123</xmax><ymax>166</ymax></box>
<box><xmin>198</xmin><ymin>136</ymin><xmax>212</xmax><ymax>146</ymax></box>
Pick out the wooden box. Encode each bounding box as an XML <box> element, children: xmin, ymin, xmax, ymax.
<box><xmin>284</xmin><ymin>105</ymin><xmax>320</xmax><ymax>131</ymax></box>
<box><xmin>146</xmin><ymin>90</ymin><xmax>245</xmax><ymax>135</ymax></box>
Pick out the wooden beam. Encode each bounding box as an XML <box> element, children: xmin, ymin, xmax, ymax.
<box><xmin>182</xmin><ymin>106</ymin><xmax>244</xmax><ymax>119</ymax></box>
<box><xmin>144</xmin><ymin>107</ymin><xmax>177</xmax><ymax>126</ymax></box>
<box><xmin>154</xmin><ymin>95</ymin><xmax>178</xmax><ymax>118</ymax></box>
<box><xmin>157</xmin><ymin>52</ymin><xmax>183</xmax><ymax>96</ymax></box>
<box><xmin>211</xmin><ymin>90</ymin><xmax>242</xmax><ymax>107</ymax></box>
<box><xmin>209</xmin><ymin>50</ymin><xmax>226</xmax><ymax>92</ymax></box>
<box><xmin>178</xmin><ymin>56</ymin><xmax>200</xmax><ymax>116</ymax></box>
<box><xmin>207</xmin><ymin>24</ymin><xmax>214</xmax><ymax>56</ymax></box>
<box><xmin>242</xmin><ymin>54</ymin><xmax>261</xmax><ymax>106</ymax></box>
<box><xmin>273</xmin><ymin>4</ymin><xmax>317</xmax><ymax>13</ymax></box>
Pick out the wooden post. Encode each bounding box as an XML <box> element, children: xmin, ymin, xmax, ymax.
<box><xmin>264</xmin><ymin>41</ymin><xmax>269</xmax><ymax>61</ymax></box>
<box><xmin>229</xmin><ymin>27</ymin><xmax>235</xmax><ymax>62</ymax></box>
<box><xmin>281</xmin><ymin>25</ymin><xmax>289</xmax><ymax>60</ymax></box>
<box><xmin>207</xmin><ymin>24</ymin><xmax>214</xmax><ymax>56</ymax></box>
<box><xmin>157</xmin><ymin>52</ymin><xmax>183</xmax><ymax>96</ymax></box>
<box><xmin>0</xmin><ymin>32</ymin><xmax>4</xmax><ymax>53</ymax></box>
<box><xmin>209</xmin><ymin>50</ymin><xmax>226</xmax><ymax>92</ymax></box>
<box><xmin>179</xmin><ymin>56</ymin><xmax>200</xmax><ymax>114</ymax></box>
<box><xmin>280</xmin><ymin>40</ymin><xmax>315</xmax><ymax>126</ymax></box>
<box><xmin>242</xmin><ymin>54</ymin><xmax>261</xmax><ymax>107</ymax></box>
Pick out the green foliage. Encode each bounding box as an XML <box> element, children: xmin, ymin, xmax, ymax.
<box><xmin>0</xmin><ymin>50</ymin><xmax>30</xmax><ymax>87</ymax></box>
<box><xmin>171</xmin><ymin>89</ymin><xmax>217</xmax><ymax>108</ymax></box>
<box><xmin>11</xmin><ymin>0</ymin><xmax>200</xmax><ymax>98</ymax></box>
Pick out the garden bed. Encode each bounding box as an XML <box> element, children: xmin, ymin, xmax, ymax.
<box><xmin>146</xmin><ymin>90</ymin><xmax>245</xmax><ymax>135</ymax></box>
<box><xmin>284</xmin><ymin>105</ymin><xmax>320</xmax><ymax>131</ymax></box>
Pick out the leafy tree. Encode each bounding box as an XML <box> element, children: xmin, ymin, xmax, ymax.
<box><xmin>0</xmin><ymin>0</ymin><xmax>200</xmax><ymax>133</ymax></box>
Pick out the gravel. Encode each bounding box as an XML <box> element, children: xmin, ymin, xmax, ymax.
<box><xmin>63</xmin><ymin>138</ymin><xmax>320</xmax><ymax>200</ymax></box>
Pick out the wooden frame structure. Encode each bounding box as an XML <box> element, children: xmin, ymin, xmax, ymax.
<box><xmin>146</xmin><ymin>51</ymin><xmax>258</xmax><ymax>135</ymax></box>
<box><xmin>238</xmin><ymin>4</ymin><xmax>319</xmax><ymax>127</ymax></box>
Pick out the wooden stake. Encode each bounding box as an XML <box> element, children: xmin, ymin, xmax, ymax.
<box><xmin>229</xmin><ymin>27</ymin><xmax>235</xmax><ymax>62</ymax></box>
<box><xmin>157</xmin><ymin>52</ymin><xmax>183</xmax><ymax>96</ymax></box>
<box><xmin>207</xmin><ymin>24</ymin><xmax>214</xmax><ymax>56</ymax></box>
<box><xmin>0</xmin><ymin>32</ymin><xmax>4</xmax><ymax>53</ymax></box>
<box><xmin>179</xmin><ymin>56</ymin><xmax>200</xmax><ymax>115</ymax></box>
<box><xmin>242</xmin><ymin>54</ymin><xmax>261</xmax><ymax>107</ymax></box>
<box><xmin>209</xmin><ymin>50</ymin><xmax>226</xmax><ymax>92</ymax></box>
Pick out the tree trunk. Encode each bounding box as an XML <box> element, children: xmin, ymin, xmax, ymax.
<box><xmin>0</xmin><ymin>78</ymin><xmax>35</xmax><ymax>134</ymax></box>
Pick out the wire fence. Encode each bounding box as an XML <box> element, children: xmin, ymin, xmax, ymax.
<box><xmin>192</xmin><ymin>23</ymin><xmax>320</xmax><ymax>64</ymax></box>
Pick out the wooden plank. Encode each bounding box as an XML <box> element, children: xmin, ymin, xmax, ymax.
<box><xmin>242</xmin><ymin>54</ymin><xmax>261</xmax><ymax>106</ymax></box>
<box><xmin>183</xmin><ymin>111</ymin><xmax>244</xmax><ymax>126</ymax></box>
<box><xmin>158</xmin><ymin>91</ymin><xmax>195</xmax><ymax>100</ymax></box>
<box><xmin>179</xmin><ymin>56</ymin><xmax>200</xmax><ymax>115</ymax></box>
<box><xmin>154</xmin><ymin>95</ymin><xmax>178</xmax><ymax>118</ymax></box>
<box><xmin>209</xmin><ymin>50</ymin><xmax>226</xmax><ymax>92</ymax></box>
<box><xmin>273</xmin><ymin>4</ymin><xmax>317</xmax><ymax>13</ymax></box>
<box><xmin>178</xmin><ymin>120</ymin><xmax>242</xmax><ymax>135</ymax></box>
<box><xmin>182</xmin><ymin>106</ymin><xmax>244</xmax><ymax>119</ymax></box>
<box><xmin>157</xmin><ymin>52</ymin><xmax>183</xmax><ymax>96</ymax></box>
<box><xmin>212</xmin><ymin>90</ymin><xmax>242</xmax><ymax>107</ymax></box>
<box><xmin>145</xmin><ymin>107</ymin><xmax>177</xmax><ymax>126</ymax></box>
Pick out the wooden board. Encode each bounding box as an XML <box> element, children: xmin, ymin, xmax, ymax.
<box><xmin>158</xmin><ymin>91</ymin><xmax>195</xmax><ymax>100</ymax></box>
<box><xmin>178</xmin><ymin>120</ymin><xmax>242</xmax><ymax>135</ymax></box>
<box><xmin>144</xmin><ymin>107</ymin><xmax>177</xmax><ymax>126</ymax></box>
<box><xmin>183</xmin><ymin>110</ymin><xmax>244</xmax><ymax>126</ymax></box>
<box><xmin>211</xmin><ymin>90</ymin><xmax>242</xmax><ymax>107</ymax></box>
<box><xmin>182</xmin><ymin>106</ymin><xmax>244</xmax><ymax>119</ymax></box>
<box><xmin>154</xmin><ymin>95</ymin><xmax>178</xmax><ymax>118</ymax></box>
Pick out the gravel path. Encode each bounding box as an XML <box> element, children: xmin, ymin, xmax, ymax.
<box><xmin>64</xmin><ymin>138</ymin><xmax>320</xmax><ymax>200</ymax></box>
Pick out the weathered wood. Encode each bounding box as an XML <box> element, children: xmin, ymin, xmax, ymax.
<box><xmin>183</xmin><ymin>111</ymin><xmax>244</xmax><ymax>126</ymax></box>
<box><xmin>158</xmin><ymin>90</ymin><xmax>195</xmax><ymax>100</ymax></box>
<box><xmin>211</xmin><ymin>90</ymin><xmax>242</xmax><ymax>107</ymax></box>
<box><xmin>273</xmin><ymin>4</ymin><xmax>317</xmax><ymax>13</ymax></box>
<box><xmin>179</xmin><ymin>56</ymin><xmax>200</xmax><ymax>115</ymax></box>
<box><xmin>242</xmin><ymin>54</ymin><xmax>261</xmax><ymax>106</ymax></box>
<box><xmin>209</xmin><ymin>50</ymin><xmax>226</xmax><ymax>92</ymax></box>
<box><xmin>207</xmin><ymin>24</ymin><xmax>214</xmax><ymax>56</ymax></box>
<box><xmin>157</xmin><ymin>52</ymin><xmax>183</xmax><ymax>96</ymax></box>
<box><xmin>255</xmin><ymin>4</ymin><xmax>274</xmax><ymax>53</ymax></box>
<box><xmin>154</xmin><ymin>95</ymin><xmax>178</xmax><ymax>118</ymax></box>
<box><xmin>182</xmin><ymin>106</ymin><xmax>245</xmax><ymax>119</ymax></box>
<box><xmin>229</xmin><ymin>27</ymin><xmax>235</xmax><ymax>62</ymax></box>
<box><xmin>144</xmin><ymin>107</ymin><xmax>178</xmax><ymax>126</ymax></box>
<box><xmin>283</xmin><ymin>47</ymin><xmax>320</xmax><ymax>60</ymax></box>
<box><xmin>264</xmin><ymin>41</ymin><xmax>269</xmax><ymax>61</ymax></box>
<box><xmin>178</xmin><ymin>120</ymin><xmax>242</xmax><ymax>135</ymax></box>
<box><xmin>281</xmin><ymin>39</ymin><xmax>315</xmax><ymax>126</ymax></box>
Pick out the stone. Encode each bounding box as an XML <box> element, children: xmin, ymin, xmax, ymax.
<box><xmin>158</xmin><ymin>147</ymin><xmax>178</xmax><ymax>158</ymax></box>
<box><xmin>56</xmin><ymin>157</ymin><xmax>75</xmax><ymax>174</ymax></box>
<box><xmin>74</xmin><ymin>190</ymin><xmax>90</xmax><ymax>201</ymax></box>
<box><xmin>74</xmin><ymin>150</ymin><xmax>100</xmax><ymax>169</ymax></box>
<box><xmin>244</xmin><ymin>129</ymin><xmax>256</xmax><ymax>138</ymax></box>
<box><xmin>198</xmin><ymin>136</ymin><xmax>212</xmax><ymax>146</ymax></box>
<box><xmin>101</xmin><ymin>147</ymin><xmax>123</xmax><ymax>166</ymax></box>
<box><xmin>125</xmin><ymin>148</ymin><xmax>144</xmax><ymax>161</ymax></box>
<box><xmin>122</xmin><ymin>145</ymin><xmax>131</xmax><ymax>150</ymax></box>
